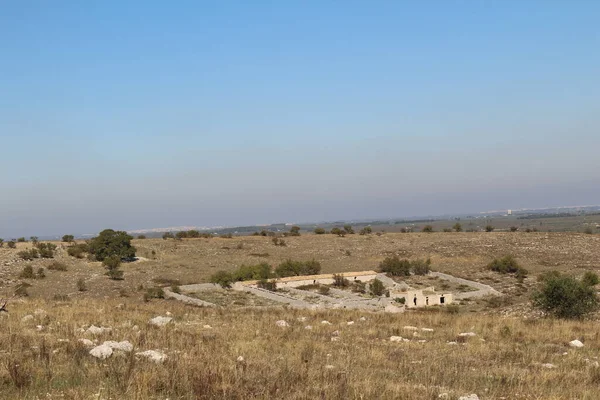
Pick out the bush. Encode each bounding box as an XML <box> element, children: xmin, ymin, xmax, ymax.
<box><xmin>0</xmin><ymin>239</ymin><xmax>3</xmax><ymax>248</ymax></box>
<box><xmin>88</xmin><ymin>229</ymin><xmax>136</xmax><ymax>262</ymax></box>
<box><xmin>210</xmin><ymin>271</ymin><xmax>234</xmax><ymax>288</ymax></box>
<box><xmin>289</xmin><ymin>226</ymin><xmax>301</xmax><ymax>236</ymax></box>
<box><xmin>144</xmin><ymin>287</ymin><xmax>165</xmax><ymax>302</ymax></box>
<box><xmin>343</xmin><ymin>225</ymin><xmax>355</xmax><ymax>234</ymax></box>
<box><xmin>314</xmin><ymin>227</ymin><xmax>326</xmax><ymax>235</ymax></box>
<box><xmin>232</xmin><ymin>263</ymin><xmax>273</xmax><ymax>281</ymax></box>
<box><xmin>36</xmin><ymin>267</ymin><xmax>45</xmax><ymax>279</ymax></box>
<box><xmin>333</xmin><ymin>273</ymin><xmax>349</xmax><ymax>287</ymax></box>
<box><xmin>62</xmin><ymin>235</ymin><xmax>75</xmax><ymax>243</ymax></box>
<box><xmin>582</xmin><ymin>271</ymin><xmax>600</xmax><ymax>287</ymax></box>
<box><xmin>36</xmin><ymin>243</ymin><xmax>57</xmax><ymax>258</ymax></box>
<box><xmin>18</xmin><ymin>249</ymin><xmax>39</xmax><ymax>261</ymax></box>
<box><xmin>510</xmin><ymin>226</ymin><xmax>518</xmax><ymax>232</ymax></box>
<box><xmin>584</xmin><ymin>227</ymin><xmax>594</xmax><ymax>235</ymax></box>
<box><xmin>257</xmin><ymin>279</ymin><xmax>277</xmax><ymax>291</ymax></box>
<box><xmin>411</xmin><ymin>258</ymin><xmax>431</xmax><ymax>275</ymax></box>
<box><xmin>7</xmin><ymin>240</ymin><xmax>16</xmax><ymax>249</ymax></box>
<box><xmin>220</xmin><ymin>233</ymin><xmax>233</xmax><ymax>239</ymax></box>
<box><xmin>394</xmin><ymin>297</ymin><xmax>406</xmax><ymax>304</ymax></box>
<box><xmin>162</xmin><ymin>232</ymin><xmax>174</xmax><ymax>240</ymax></box>
<box><xmin>330</xmin><ymin>228</ymin><xmax>346</xmax><ymax>237</ymax></box>
<box><xmin>67</xmin><ymin>243</ymin><xmax>88</xmax><ymax>259</ymax></box>
<box><xmin>379</xmin><ymin>256</ymin><xmax>411</xmax><ymax>276</ymax></box>
<box><xmin>19</xmin><ymin>265</ymin><xmax>35</xmax><ymax>279</ymax></box>
<box><xmin>453</xmin><ymin>223</ymin><xmax>462</xmax><ymax>232</ymax></box>
<box><xmin>532</xmin><ymin>273</ymin><xmax>599</xmax><ymax>319</ymax></box>
<box><xmin>76</xmin><ymin>279</ymin><xmax>87</xmax><ymax>292</ymax></box>
<box><xmin>421</xmin><ymin>225</ymin><xmax>433</xmax><ymax>233</ymax></box>
<box><xmin>370</xmin><ymin>279</ymin><xmax>385</xmax><ymax>296</ymax></box>
<box><xmin>485</xmin><ymin>225</ymin><xmax>495</xmax><ymax>232</ymax></box>
<box><xmin>137</xmin><ymin>235</ymin><xmax>147</xmax><ymax>239</ymax></box>
<box><xmin>17</xmin><ymin>237</ymin><xmax>26</xmax><ymax>243</ymax></box>
<box><xmin>487</xmin><ymin>255</ymin><xmax>528</xmax><ymax>277</ymax></box>
<box><xmin>103</xmin><ymin>255</ymin><xmax>124</xmax><ymax>280</ymax></box>
<box><xmin>275</xmin><ymin>259</ymin><xmax>321</xmax><ymax>277</ymax></box>
<box><xmin>359</xmin><ymin>226</ymin><xmax>372</xmax><ymax>235</ymax></box>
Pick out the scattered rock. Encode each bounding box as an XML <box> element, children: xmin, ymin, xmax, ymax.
<box><xmin>321</xmin><ymin>320</ymin><xmax>332</xmax><ymax>325</ymax></box>
<box><xmin>86</xmin><ymin>325</ymin><xmax>112</xmax><ymax>335</ymax></box>
<box><xmin>570</xmin><ymin>339</ymin><xmax>584</xmax><ymax>348</ymax></box>
<box><xmin>305</xmin><ymin>325</ymin><xmax>313</xmax><ymax>330</ymax></box>
<box><xmin>276</xmin><ymin>320</ymin><xmax>289</xmax><ymax>328</ymax></box>
<box><xmin>390</xmin><ymin>336</ymin><xmax>405</xmax><ymax>343</ymax></box>
<box><xmin>103</xmin><ymin>340</ymin><xmax>133</xmax><ymax>352</ymax></box>
<box><xmin>403</xmin><ymin>326</ymin><xmax>418</xmax><ymax>331</ymax></box>
<box><xmin>447</xmin><ymin>341</ymin><xmax>458</xmax><ymax>345</ymax></box>
<box><xmin>136</xmin><ymin>350</ymin><xmax>167</xmax><ymax>364</ymax></box>
<box><xmin>149</xmin><ymin>316</ymin><xmax>173</xmax><ymax>327</ymax></box>
<box><xmin>325</xmin><ymin>364</ymin><xmax>335</xmax><ymax>369</ymax></box>
<box><xmin>347</xmin><ymin>321</ymin><xmax>355</xmax><ymax>325</ymax></box>
<box><xmin>90</xmin><ymin>344</ymin><xmax>113</xmax><ymax>360</ymax></box>
<box><xmin>331</xmin><ymin>337</ymin><xmax>340</xmax><ymax>342</ymax></box>
<box><xmin>331</xmin><ymin>330</ymin><xmax>340</xmax><ymax>336</ymax></box>
<box><xmin>458</xmin><ymin>332</ymin><xmax>477</xmax><ymax>337</ymax></box>
<box><xmin>359</xmin><ymin>317</ymin><xmax>367</xmax><ymax>321</ymax></box>
<box><xmin>237</xmin><ymin>356</ymin><xmax>245</xmax><ymax>362</ymax></box>
<box><xmin>458</xmin><ymin>395</ymin><xmax>479</xmax><ymax>400</ymax></box>
<box><xmin>203</xmin><ymin>325</ymin><xmax>212</xmax><ymax>329</ymax></box>
<box><xmin>78</xmin><ymin>339</ymin><xmax>95</xmax><ymax>347</ymax></box>
<box><xmin>421</xmin><ymin>328</ymin><xmax>434</xmax><ymax>332</ymax></box>
<box><xmin>297</xmin><ymin>317</ymin><xmax>307</xmax><ymax>322</ymax></box>
<box><xmin>541</xmin><ymin>363</ymin><xmax>556</xmax><ymax>369</ymax></box>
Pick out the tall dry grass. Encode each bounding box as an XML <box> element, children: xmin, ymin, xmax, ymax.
<box><xmin>1</xmin><ymin>298</ymin><xmax>599</xmax><ymax>399</ymax></box>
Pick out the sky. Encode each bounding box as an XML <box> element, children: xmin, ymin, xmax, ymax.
<box><xmin>1</xmin><ymin>1</ymin><xmax>600</xmax><ymax>237</ymax></box>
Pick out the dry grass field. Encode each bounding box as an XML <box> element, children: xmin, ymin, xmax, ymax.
<box><xmin>2</xmin><ymin>298</ymin><xmax>600</xmax><ymax>399</ymax></box>
<box><xmin>2</xmin><ymin>232</ymin><xmax>600</xmax><ymax>398</ymax></box>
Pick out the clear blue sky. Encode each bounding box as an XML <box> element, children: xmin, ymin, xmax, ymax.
<box><xmin>1</xmin><ymin>1</ymin><xmax>599</xmax><ymax>237</ymax></box>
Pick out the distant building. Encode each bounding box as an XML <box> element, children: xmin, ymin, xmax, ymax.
<box><xmin>507</xmin><ymin>210</ymin><xmax>512</xmax><ymax>215</ymax></box>
<box><xmin>389</xmin><ymin>287</ymin><xmax>454</xmax><ymax>308</ymax></box>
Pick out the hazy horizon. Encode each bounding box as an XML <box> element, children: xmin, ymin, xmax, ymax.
<box><xmin>2</xmin><ymin>2</ymin><xmax>599</xmax><ymax>238</ymax></box>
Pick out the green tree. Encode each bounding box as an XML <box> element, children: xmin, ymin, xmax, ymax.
<box><xmin>162</xmin><ymin>232</ymin><xmax>174</xmax><ymax>240</ymax></box>
<box><xmin>30</xmin><ymin>236</ymin><xmax>39</xmax><ymax>245</ymax></box>
<box><xmin>510</xmin><ymin>226</ymin><xmax>518</xmax><ymax>232</ymax></box>
<box><xmin>137</xmin><ymin>235</ymin><xmax>147</xmax><ymax>239</ymax></box>
<box><xmin>289</xmin><ymin>226</ymin><xmax>301</xmax><ymax>236</ymax></box>
<box><xmin>88</xmin><ymin>229</ymin><xmax>136</xmax><ymax>262</ymax></box>
<box><xmin>485</xmin><ymin>225</ymin><xmax>495</xmax><ymax>232</ymax></box>
<box><xmin>343</xmin><ymin>225</ymin><xmax>355</xmax><ymax>234</ymax></box>
<box><xmin>422</xmin><ymin>225</ymin><xmax>434</xmax><ymax>233</ymax></box>
<box><xmin>7</xmin><ymin>240</ymin><xmax>17</xmax><ymax>249</ymax></box>
<box><xmin>62</xmin><ymin>234</ymin><xmax>75</xmax><ymax>243</ymax></box>
<box><xmin>314</xmin><ymin>227</ymin><xmax>326</xmax><ymax>235</ymax></box>
<box><xmin>17</xmin><ymin>237</ymin><xmax>26</xmax><ymax>243</ymax></box>
<box><xmin>370</xmin><ymin>279</ymin><xmax>385</xmax><ymax>296</ymax></box>
<box><xmin>210</xmin><ymin>270</ymin><xmax>234</xmax><ymax>288</ymax></box>
<box><xmin>453</xmin><ymin>223</ymin><xmax>462</xmax><ymax>232</ymax></box>
<box><xmin>532</xmin><ymin>273</ymin><xmax>599</xmax><ymax>319</ymax></box>
<box><xmin>0</xmin><ymin>239</ymin><xmax>3</xmax><ymax>248</ymax></box>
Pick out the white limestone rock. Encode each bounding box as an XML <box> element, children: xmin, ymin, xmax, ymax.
<box><xmin>103</xmin><ymin>340</ymin><xmax>134</xmax><ymax>352</ymax></box>
<box><xmin>90</xmin><ymin>344</ymin><xmax>113</xmax><ymax>360</ymax></box>
<box><xmin>149</xmin><ymin>316</ymin><xmax>173</xmax><ymax>327</ymax></box>
<box><xmin>21</xmin><ymin>315</ymin><xmax>34</xmax><ymax>323</ymax></box>
<box><xmin>570</xmin><ymin>339</ymin><xmax>584</xmax><ymax>348</ymax></box>
<box><xmin>78</xmin><ymin>338</ymin><xmax>95</xmax><ymax>347</ymax></box>
<box><xmin>136</xmin><ymin>350</ymin><xmax>167</xmax><ymax>364</ymax></box>
<box><xmin>276</xmin><ymin>320</ymin><xmax>289</xmax><ymax>328</ymax></box>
